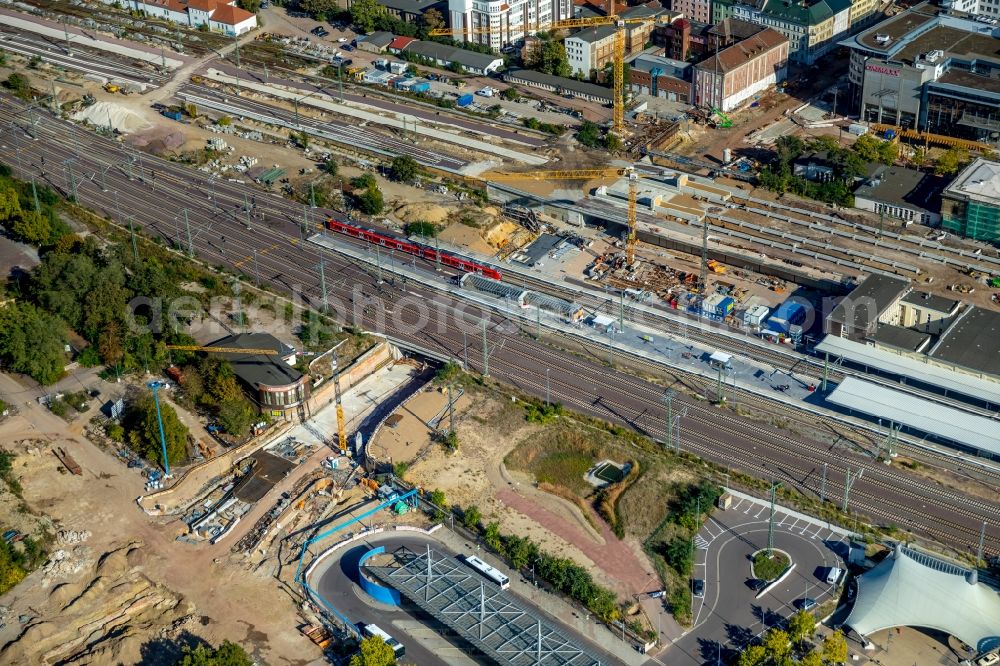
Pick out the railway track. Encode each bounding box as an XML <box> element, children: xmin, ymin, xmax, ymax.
<box><xmin>3</xmin><ymin>98</ymin><xmax>998</xmax><ymax>556</ymax></box>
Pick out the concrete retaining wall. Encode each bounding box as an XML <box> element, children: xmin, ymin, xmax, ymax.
<box><xmin>306</xmin><ymin>341</ymin><xmax>395</xmax><ymax>416</ymax></box>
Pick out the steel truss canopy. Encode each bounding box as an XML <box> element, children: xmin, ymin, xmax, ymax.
<box><xmin>814</xmin><ymin>334</ymin><xmax>1000</xmax><ymax>407</ymax></box>
<box><xmin>366</xmin><ymin>548</ymin><xmax>605</xmax><ymax>666</ymax></box>
<box><xmin>826</xmin><ymin>377</ymin><xmax>1000</xmax><ymax>456</ymax></box>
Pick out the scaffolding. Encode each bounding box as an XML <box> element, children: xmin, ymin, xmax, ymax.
<box><xmin>366</xmin><ymin>547</ymin><xmax>605</xmax><ymax>665</ymax></box>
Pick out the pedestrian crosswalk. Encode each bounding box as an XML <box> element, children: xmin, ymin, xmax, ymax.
<box><xmin>694</xmin><ymin>534</ymin><xmax>710</xmax><ymax>550</ymax></box>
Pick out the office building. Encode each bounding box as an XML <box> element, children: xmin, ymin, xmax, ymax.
<box><xmin>841</xmin><ymin>4</ymin><xmax>1000</xmax><ymax>146</ymax></box>
<box><xmin>940</xmin><ymin>158</ymin><xmax>1000</xmax><ymax>242</ymax></box>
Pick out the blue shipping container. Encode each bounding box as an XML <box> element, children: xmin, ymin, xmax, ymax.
<box><xmin>715</xmin><ymin>297</ymin><xmax>734</xmax><ymax>316</ymax></box>
<box><xmin>457</xmin><ymin>94</ymin><xmax>475</xmax><ymax>107</ymax></box>
<box><xmin>162</xmin><ymin>110</ymin><xmax>183</xmax><ymax>121</ymax></box>
<box><xmin>411</xmin><ymin>82</ymin><xmax>430</xmax><ymax>93</ymax></box>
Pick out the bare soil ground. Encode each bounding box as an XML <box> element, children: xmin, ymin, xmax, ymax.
<box><xmin>0</xmin><ymin>372</ymin><xmax>320</xmax><ymax>665</ymax></box>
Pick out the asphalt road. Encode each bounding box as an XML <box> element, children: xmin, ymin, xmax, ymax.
<box><xmin>1</xmin><ymin>96</ymin><xmax>998</xmax><ymax>559</ymax></box>
<box><xmin>312</xmin><ymin>532</ymin><xmax>622</xmax><ymax>665</ymax></box>
<box><xmin>671</xmin><ymin>497</ymin><xmax>847</xmax><ymax>665</ymax></box>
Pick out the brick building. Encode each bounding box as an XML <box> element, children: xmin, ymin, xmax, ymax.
<box><xmin>691</xmin><ymin>27</ymin><xmax>788</xmax><ymax>111</ymax></box>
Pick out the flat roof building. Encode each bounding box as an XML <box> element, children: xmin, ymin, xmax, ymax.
<box><xmin>841</xmin><ymin>4</ymin><xmax>1000</xmax><ymax>147</ymax></box>
<box><xmin>825</xmin><ymin>273</ymin><xmax>911</xmax><ymax>340</ymax></box>
<box><xmin>402</xmin><ymin>41</ymin><xmax>504</xmax><ymax>74</ymax></box>
<box><xmin>503</xmin><ymin>69</ymin><xmax>614</xmax><ymax>103</ymax></box>
<box><xmin>928</xmin><ymin>306</ymin><xmax>1000</xmax><ymax>382</ymax></box>
<box><xmin>940</xmin><ymin>158</ymin><xmax>1000</xmax><ymax>242</ymax></box>
<box><xmin>853</xmin><ymin>165</ymin><xmax>947</xmax><ymax>228</ymax></box>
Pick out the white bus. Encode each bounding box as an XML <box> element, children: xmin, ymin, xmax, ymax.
<box><xmin>463</xmin><ymin>555</ymin><xmax>510</xmax><ymax>590</ymax></box>
<box><xmin>361</xmin><ymin>623</ymin><xmax>405</xmax><ymax>658</ymax></box>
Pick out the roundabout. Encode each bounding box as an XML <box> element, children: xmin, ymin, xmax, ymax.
<box><xmin>669</xmin><ymin>490</ymin><xmax>852</xmax><ymax>666</ymax></box>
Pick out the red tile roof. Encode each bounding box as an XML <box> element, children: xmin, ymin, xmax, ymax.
<box><xmin>211</xmin><ymin>3</ymin><xmax>255</xmax><ymax>25</ymax></box>
<box><xmin>388</xmin><ymin>36</ymin><xmax>416</xmax><ymax>50</ymax></box>
<box><xmin>146</xmin><ymin>0</ymin><xmax>188</xmax><ymax>13</ymax></box>
<box><xmin>186</xmin><ymin>0</ymin><xmax>216</xmax><ymax>11</ymax></box>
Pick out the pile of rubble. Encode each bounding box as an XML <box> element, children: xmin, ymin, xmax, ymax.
<box><xmin>207</xmin><ymin>123</ymin><xmax>264</xmax><ymax>142</ymax></box>
<box><xmin>57</xmin><ymin>529</ymin><xmax>92</xmax><ymax>545</ymax></box>
<box><xmin>40</xmin><ymin>547</ymin><xmax>92</xmax><ymax>585</ymax></box>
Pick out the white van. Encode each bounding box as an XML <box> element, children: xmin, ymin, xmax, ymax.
<box><xmin>825</xmin><ymin>567</ymin><xmax>845</xmax><ymax>585</ymax></box>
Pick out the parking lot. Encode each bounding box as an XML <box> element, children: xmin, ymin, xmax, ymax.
<box><xmin>669</xmin><ymin>490</ymin><xmax>853</xmax><ymax>665</ymax></box>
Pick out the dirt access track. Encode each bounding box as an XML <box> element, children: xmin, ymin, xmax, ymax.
<box><xmin>0</xmin><ymin>371</ymin><xmax>322</xmax><ymax>665</ymax></box>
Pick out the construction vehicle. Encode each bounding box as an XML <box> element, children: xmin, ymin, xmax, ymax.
<box><xmin>103</xmin><ymin>83</ymin><xmax>120</xmax><ymax>94</ymax></box>
<box><xmin>707</xmin><ymin>259</ymin><xmax>726</xmax><ymax>274</ymax></box>
<box><xmin>710</xmin><ymin>107</ymin><xmax>733</xmax><ymax>129</ymax></box>
<box><xmin>430</xmin><ymin>13</ymin><xmax>665</xmax><ymax>134</ymax></box>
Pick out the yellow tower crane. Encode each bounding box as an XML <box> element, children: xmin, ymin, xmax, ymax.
<box><xmin>430</xmin><ymin>14</ymin><xmax>661</xmax><ymax>134</ymax></box>
<box><xmin>467</xmin><ymin>167</ymin><xmax>643</xmax><ymax>264</ymax></box>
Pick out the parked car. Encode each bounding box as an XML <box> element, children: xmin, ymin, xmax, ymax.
<box><xmin>692</xmin><ymin>579</ymin><xmax>705</xmax><ymax>598</ymax></box>
<box><xmin>338</xmin><ymin>37</ymin><xmax>348</xmax><ymax>43</ymax></box>
<box><xmin>796</xmin><ymin>598</ymin><xmax>817</xmax><ymax>611</ymax></box>
<box><xmin>342</xmin><ymin>44</ymin><xmax>354</xmax><ymax>51</ymax></box>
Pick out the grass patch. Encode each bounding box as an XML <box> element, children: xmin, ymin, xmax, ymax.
<box><xmin>504</xmin><ymin>424</ymin><xmax>606</xmax><ymax>496</ymax></box>
<box><xmin>752</xmin><ymin>550</ymin><xmax>790</xmax><ymax>581</ymax></box>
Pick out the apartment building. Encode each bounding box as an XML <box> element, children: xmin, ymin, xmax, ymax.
<box><xmin>564</xmin><ymin>4</ymin><xmax>672</xmax><ymax>77</ymax></box>
<box><xmin>447</xmin><ymin>0</ymin><xmax>572</xmax><ymax>51</ymax></box>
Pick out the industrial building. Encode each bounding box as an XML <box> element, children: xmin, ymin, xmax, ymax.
<box><xmin>852</xmin><ymin>165</ymin><xmax>947</xmax><ymax>228</ymax></box>
<box><xmin>691</xmin><ymin>27</ymin><xmax>789</xmax><ymax>111</ymax></box>
<box><xmin>503</xmin><ymin>69</ymin><xmax>615</xmax><ymax>103</ymax></box>
<box><xmin>208</xmin><ymin>333</ymin><xmax>308</xmax><ymax>419</ymax></box>
<box><xmin>401</xmin><ymin>41</ymin><xmax>504</xmax><ymax>74</ymax></box>
<box><xmin>841</xmin><ymin>4</ymin><xmax>1000</xmax><ymax>146</ymax></box>
<box><xmin>354</xmin><ymin>0</ymin><xmax>446</xmax><ymax>23</ymax></box>
<box><xmin>627</xmin><ymin>54</ymin><xmax>691</xmax><ymax>102</ymax></box>
<box><xmin>940</xmin><ymin>158</ymin><xmax>1000</xmax><ymax>242</ymax></box>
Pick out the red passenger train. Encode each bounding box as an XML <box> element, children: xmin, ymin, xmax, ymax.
<box><xmin>326</xmin><ymin>218</ymin><xmax>502</xmax><ymax>281</ymax></box>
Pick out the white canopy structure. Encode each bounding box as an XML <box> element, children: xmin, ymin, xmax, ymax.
<box><xmin>846</xmin><ymin>544</ymin><xmax>1000</xmax><ymax>652</ymax></box>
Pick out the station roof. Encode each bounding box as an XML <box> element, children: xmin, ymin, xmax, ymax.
<box><xmin>928</xmin><ymin>306</ymin><xmax>1000</xmax><ymax>379</ymax></box>
<box><xmin>846</xmin><ymin>544</ymin><xmax>1000</xmax><ymax>652</ymax></box>
<box><xmin>826</xmin><ymin>273</ymin><xmax>910</xmax><ymax>330</ymax></box>
<box><xmin>815</xmin><ymin>334</ymin><xmax>1000</xmax><ymax>407</ymax></box>
<box><xmin>367</xmin><ymin>548</ymin><xmax>605</xmax><ymax>665</ymax></box>
<box><xmin>826</xmin><ymin>377</ymin><xmax>1000</xmax><ymax>456</ymax></box>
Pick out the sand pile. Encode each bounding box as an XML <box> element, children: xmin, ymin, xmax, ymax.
<box><xmin>72</xmin><ymin>102</ymin><xmax>152</xmax><ymax>134</ymax></box>
<box><xmin>393</xmin><ymin>203</ymin><xmax>450</xmax><ymax>224</ymax></box>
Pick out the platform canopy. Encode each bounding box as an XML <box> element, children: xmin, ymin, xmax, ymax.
<box><xmin>815</xmin><ymin>335</ymin><xmax>1000</xmax><ymax>407</ymax></box>
<box><xmin>846</xmin><ymin>545</ymin><xmax>1000</xmax><ymax>652</ymax></box>
<box><xmin>826</xmin><ymin>377</ymin><xmax>1000</xmax><ymax>457</ymax></box>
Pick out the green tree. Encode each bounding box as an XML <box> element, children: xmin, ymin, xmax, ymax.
<box><xmin>799</xmin><ymin>650</ymin><xmax>823</xmax><ymax>666</ymax></box>
<box><xmin>775</xmin><ymin>135</ymin><xmax>805</xmax><ymax>166</ymax></box>
<box><xmin>236</xmin><ymin>0</ymin><xmax>261</xmax><ymax>12</ymax></box>
<box><xmin>175</xmin><ymin>640</ymin><xmax>253</xmax><ymax>666</ymax></box>
<box><xmin>349</xmin><ymin>0</ymin><xmax>383</xmax><ymax>33</ymax></box>
<box><xmin>661</xmin><ymin>537</ymin><xmax>693</xmax><ymax>575</ymax></box>
<box><xmin>126</xmin><ymin>392</ymin><xmax>188</xmax><ymax>467</ymax></box>
<box><xmin>0</xmin><ymin>303</ymin><xmax>66</xmax><ymax>384</ymax></box>
<box><xmin>462</xmin><ymin>504</ymin><xmax>482</xmax><ymax>530</ymax></box>
<box><xmin>0</xmin><ymin>184</ymin><xmax>22</xmax><ymax>222</ymax></box>
<box><xmin>851</xmin><ymin>133</ymin><xmax>883</xmax><ymax>163</ymax></box>
<box><xmin>821</xmin><ymin>631</ymin><xmax>848</xmax><ymax>665</ymax></box>
<box><xmin>4</xmin><ymin>73</ymin><xmax>32</xmax><ymax>100</ymax></box>
<box><xmin>500</xmin><ymin>87</ymin><xmax>520</xmax><ymax>101</ymax></box>
<box><xmin>429</xmin><ymin>488</ymin><xmax>447</xmax><ymax>509</ymax></box>
<box><xmin>389</xmin><ymin>155</ymin><xmax>420</xmax><ymax>183</ymax></box>
<box><xmin>576</xmin><ymin>120</ymin><xmax>601</xmax><ymax>148</ymax></box>
<box><xmin>761</xmin><ymin>628</ymin><xmax>791</xmax><ymax>664</ymax></box>
<box><xmin>350</xmin><ymin>635</ymin><xmax>396</xmax><ymax>666</ymax></box>
<box><xmin>217</xmin><ymin>398</ymin><xmax>256</xmax><ymax>438</ymax></box>
<box><xmin>0</xmin><ymin>539</ymin><xmax>27</xmax><ymax>595</ymax></box>
<box><xmin>352</xmin><ymin>173</ymin><xmax>378</xmax><ymax>190</ymax></box>
<box><xmin>604</xmin><ymin>133</ymin><xmax>622</xmax><ymax>151</ymax></box>
<box><xmin>528</xmin><ymin>40</ymin><xmax>570</xmax><ymax>77</ymax></box>
<box><xmin>736</xmin><ymin>644</ymin><xmax>767</xmax><ymax>666</ymax></box>
<box><xmin>421</xmin><ymin>7</ymin><xmax>444</xmax><ymax>31</ymax></box>
<box><xmin>405</xmin><ymin>220</ymin><xmax>437</xmax><ymax>237</ymax></box>
<box><xmin>357</xmin><ymin>187</ymin><xmax>384</xmax><ymax>215</ymax></box>
<box><xmin>787</xmin><ymin>609</ymin><xmax>816</xmax><ymax>644</ymax></box>
<box><xmin>934</xmin><ymin>147</ymin><xmax>970</xmax><ymax>176</ymax></box>
<box><xmin>322</xmin><ymin>159</ymin><xmax>339</xmax><ymax>177</ymax></box>
<box><xmin>484</xmin><ymin>520</ymin><xmax>503</xmax><ymax>552</ymax></box>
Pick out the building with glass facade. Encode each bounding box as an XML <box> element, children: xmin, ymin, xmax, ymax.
<box><xmin>841</xmin><ymin>3</ymin><xmax>1000</xmax><ymax>147</ymax></box>
<box><xmin>941</xmin><ymin>158</ymin><xmax>1000</xmax><ymax>242</ymax></box>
